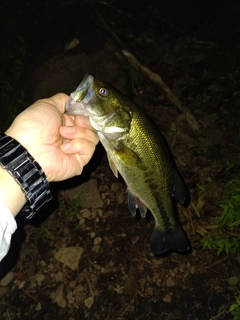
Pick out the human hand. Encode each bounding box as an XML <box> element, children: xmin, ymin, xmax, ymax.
<box><xmin>5</xmin><ymin>93</ymin><xmax>99</xmax><ymax>182</ymax></box>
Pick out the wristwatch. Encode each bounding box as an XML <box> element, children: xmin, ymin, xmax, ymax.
<box><xmin>0</xmin><ymin>132</ymin><xmax>52</xmax><ymax>219</ymax></box>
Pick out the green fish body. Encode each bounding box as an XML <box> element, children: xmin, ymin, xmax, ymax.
<box><xmin>66</xmin><ymin>74</ymin><xmax>190</xmax><ymax>254</ymax></box>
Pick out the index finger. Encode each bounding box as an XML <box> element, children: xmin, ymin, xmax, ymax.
<box><xmin>48</xmin><ymin>93</ymin><xmax>70</xmax><ymax>114</ymax></box>
<box><xmin>74</xmin><ymin>115</ymin><xmax>97</xmax><ymax>131</ymax></box>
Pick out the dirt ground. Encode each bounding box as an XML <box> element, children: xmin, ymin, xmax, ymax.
<box><xmin>0</xmin><ymin>1</ymin><xmax>240</xmax><ymax>319</ymax></box>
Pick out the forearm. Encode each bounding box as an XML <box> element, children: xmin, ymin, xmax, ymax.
<box><xmin>0</xmin><ymin>167</ymin><xmax>27</xmax><ymax>217</ymax></box>
<box><xmin>0</xmin><ymin>167</ymin><xmax>23</xmax><ymax>261</ymax></box>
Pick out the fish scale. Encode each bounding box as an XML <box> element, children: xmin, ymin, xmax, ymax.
<box><xmin>66</xmin><ymin>73</ymin><xmax>190</xmax><ymax>255</ymax></box>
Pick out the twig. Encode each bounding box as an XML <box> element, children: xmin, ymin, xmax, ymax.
<box><xmin>120</xmin><ymin>291</ymin><xmax>139</xmax><ymax>317</ymax></box>
<box><xmin>85</xmin><ymin>275</ymin><xmax>94</xmax><ymax>297</ymax></box>
<box><xmin>208</xmin><ymin>308</ymin><xmax>228</xmax><ymax>320</ymax></box>
<box><xmin>122</xmin><ymin>50</ymin><xmax>200</xmax><ymax>132</ymax></box>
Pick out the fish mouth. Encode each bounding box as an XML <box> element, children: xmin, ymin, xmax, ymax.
<box><xmin>65</xmin><ymin>73</ymin><xmax>94</xmax><ymax>116</ymax></box>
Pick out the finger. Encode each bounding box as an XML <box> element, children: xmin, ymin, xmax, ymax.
<box><xmin>74</xmin><ymin>115</ymin><xmax>96</xmax><ymax>130</ymax></box>
<box><xmin>60</xmin><ymin>137</ymin><xmax>96</xmax><ymax>155</ymax></box>
<box><xmin>60</xmin><ymin>126</ymin><xmax>99</xmax><ymax>145</ymax></box>
<box><xmin>62</xmin><ymin>113</ymin><xmax>75</xmax><ymax>126</ymax></box>
<box><xmin>48</xmin><ymin>93</ymin><xmax>70</xmax><ymax>114</ymax></box>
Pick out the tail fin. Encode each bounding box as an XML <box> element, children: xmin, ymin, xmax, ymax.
<box><xmin>150</xmin><ymin>224</ymin><xmax>190</xmax><ymax>255</ymax></box>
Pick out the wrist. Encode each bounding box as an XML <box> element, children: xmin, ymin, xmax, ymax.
<box><xmin>0</xmin><ymin>132</ymin><xmax>52</xmax><ymax>218</ymax></box>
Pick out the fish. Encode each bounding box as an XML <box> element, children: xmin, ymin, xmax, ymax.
<box><xmin>66</xmin><ymin>73</ymin><xmax>190</xmax><ymax>255</ymax></box>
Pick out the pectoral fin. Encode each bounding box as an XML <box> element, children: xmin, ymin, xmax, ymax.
<box><xmin>106</xmin><ymin>146</ymin><xmax>140</xmax><ymax>178</ymax></box>
<box><xmin>115</xmin><ymin>146</ymin><xmax>141</xmax><ymax>166</ymax></box>
<box><xmin>107</xmin><ymin>153</ymin><xmax>118</xmax><ymax>178</ymax></box>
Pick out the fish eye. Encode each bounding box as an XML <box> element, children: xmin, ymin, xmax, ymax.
<box><xmin>99</xmin><ymin>87</ymin><xmax>109</xmax><ymax>97</ymax></box>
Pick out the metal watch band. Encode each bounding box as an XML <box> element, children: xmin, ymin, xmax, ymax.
<box><xmin>0</xmin><ymin>132</ymin><xmax>52</xmax><ymax>219</ymax></box>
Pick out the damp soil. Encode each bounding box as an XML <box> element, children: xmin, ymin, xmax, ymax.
<box><xmin>0</xmin><ymin>2</ymin><xmax>240</xmax><ymax>319</ymax></box>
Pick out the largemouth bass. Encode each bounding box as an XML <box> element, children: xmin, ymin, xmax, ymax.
<box><xmin>66</xmin><ymin>74</ymin><xmax>190</xmax><ymax>255</ymax></box>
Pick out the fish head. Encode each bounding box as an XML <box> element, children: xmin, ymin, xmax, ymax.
<box><xmin>66</xmin><ymin>74</ymin><xmax>132</xmax><ymax>141</ymax></box>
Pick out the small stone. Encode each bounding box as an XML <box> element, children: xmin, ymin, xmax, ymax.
<box><xmin>81</xmin><ymin>209</ymin><xmax>91</xmax><ymax>219</ymax></box>
<box><xmin>228</xmin><ymin>276</ymin><xmax>239</xmax><ymax>286</ymax></box>
<box><xmin>84</xmin><ymin>296</ymin><xmax>94</xmax><ymax>309</ymax></box>
<box><xmin>163</xmin><ymin>294</ymin><xmax>172</xmax><ymax>303</ymax></box>
<box><xmin>166</xmin><ymin>277</ymin><xmax>175</xmax><ymax>287</ymax></box>
<box><xmin>54</xmin><ymin>247</ymin><xmax>83</xmax><ymax>270</ymax></box>
<box><xmin>17</xmin><ymin>281</ymin><xmax>26</xmax><ymax>289</ymax></box>
<box><xmin>40</xmin><ymin>260</ymin><xmax>46</xmax><ymax>267</ymax></box>
<box><xmin>35</xmin><ymin>274</ymin><xmax>45</xmax><ymax>284</ymax></box>
<box><xmin>97</xmin><ymin>209</ymin><xmax>103</xmax><ymax>217</ymax></box>
<box><xmin>66</xmin><ymin>290</ymin><xmax>74</xmax><ymax>303</ymax></box>
<box><xmin>54</xmin><ymin>272</ymin><xmax>63</xmax><ymax>282</ymax></box>
<box><xmin>69</xmin><ymin>280</ymin><xmax>76</xmax><ymax>288</ymax></box>
<box><xmin>0</xmin><ymin>272</ymin><xmax>14</xmax><ymax>286</ymax></box>
<box><xmin>94</xmin><ymin>237</ymin><xmax>102</xmax><ymax>246</ymax></box>
<box><xmin>92</xmin><ymin>245</ymin><xmax>101</xmax><ymax>253</ymax></box>
<box><xmin>105</xmin><ymin>210</ymin><xmax>113</xmax><ymax>218</ymax></box>
<box><xmin>79</xmin><ymin>218</ymin><xmax>85</xmax><ymax>225</ymax></box>
<box><xmin>36</xmin><ymin>302</ymin><xmax>41</xmax><ymax>311</ymax></box>
<box><xmin>91</xmin><ymin>209</ymin><xmax>97</xmax><ymax>219</ymax></box>
<box><xmin>90</xmin><ymin>232</ymin><xmax>95</xmax><ymax>238</ymax></box>
<box><xmin>75</xmin><ymin>285</ymin><xmax>86</xmax><ymax>303</ymax></box>
<box><xmin>51</xmin><ymin>284</ymin><xmax>66</xmax><ymax>308</ymax></box>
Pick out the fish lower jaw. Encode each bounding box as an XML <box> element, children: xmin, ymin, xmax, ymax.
<box><xmin>66</xmin><ymin>97</ymin><xmax>90</xmax><ymax>116</ymax></box>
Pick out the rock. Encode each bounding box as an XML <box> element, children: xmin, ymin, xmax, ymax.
<box><xmin>0</xmin><ymin>272</ymin><xmax>14</xmax><ymax>286</ymax></box>
<box><xmin>79</xmin><ymin>218</ymin><xmax>85</xmax><ymax>225</ymax></box>
<box><xmin>54</xmin><ymin>272</ymin><xmax>63</xmax><ymax>282</ymax></box>
<box><xmin>166</xmin><ymin>277</ymin><xmax>175</xmax><ymax>287</ymax></box>
<box><xmin>81</xmin><ymin>209</ymin><xmax>91</xmax><ymax>219</ymax></box>
<box><xmin>92</xmin><ymin>245</ymin><xmax>101</xmax><ymax>253</ymax></box>
<box><xmin>51</xmin><ymin>284</ymin><xmax>66</xmax><ymax>308</ymax></box>
<box><xmin>163</xmin><ymin>294</ymin><xmax>172</xmax><ymax>303</ymax></box>
<box><xmin>94</xmin><ymin>237</ymin><xmax>102</xmax><ymax>245</ymax></box>
<box><xmin>84</xmin><ymin>296</ymin><xmax>94</xmax><ymax>309</ymax></box>
<box><xmin>75</xmin><ymin>285</ymin><xmax>87</xmax><ymax>303</ymax></box>
<box><xmin>90</xmin><ymin>232</ymin><xmax>96</xmax><ymax>238</ymax></box>
<box><xmin>97</xmin><ymin>209</ymin><xmax>103</xmax><ymax>217</ymax></box>
<box><xmin>66</xmin><ymin>290</ymin><xmax>74</xmax><ymax>304</ymax></box>
<box><xmin>40</xmin><ymin>260</ymin><xmax>46</xmax><ymax>267</ymax></box>
<box><xmin>35</xmin><ymin>274</ymin><xmax>45</xmax><ymax>284</ymax></box>
<box><xmin>65</xmin><ymin>179</ymin><xmax>103</xmax><ymax>208</ymax></box>
<box><xmin>54</xmin><ymin>247</ymin><xmax>83</xmax><ymax>270</ymax></box>
<box><xmin>36</xmin><ymin>302</ymin><xmax>41</xmax><ymax>311</ymax></box>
